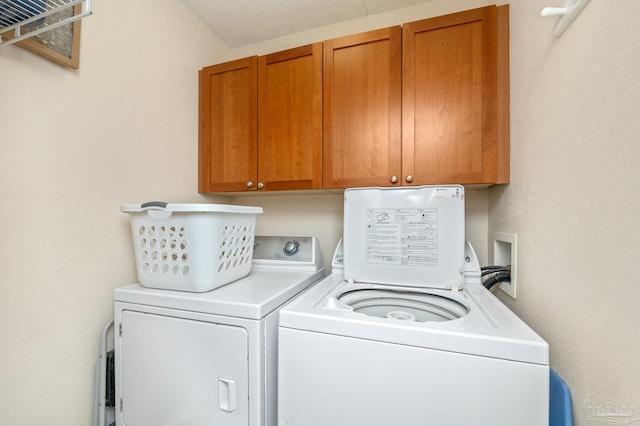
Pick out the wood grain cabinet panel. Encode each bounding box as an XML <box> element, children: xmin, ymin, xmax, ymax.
<box><xmin>199</xmin><ymin>57</ymin><xmax>258</xmax><ymax>192</ymax></box>
<box><xmin>403</xmin><ymin>5</ymin><xmax>509</xmax><ymax>185</ymax></box>
<box><xmin>323</xmin><ymin>27</ymin><xmax>402</xmax><ymax>189</ymax></box>
<box><xmin>258</xmin><ymin>43</ymin><xmax>323</xmax><ymax>191</ymax></box>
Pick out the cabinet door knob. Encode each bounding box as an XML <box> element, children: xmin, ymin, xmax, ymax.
<box><xmin>246</xmin><ymin>181</ymin><xmax>254</xmax><ymax>188</ymax></box>
<box><xmin>257</xmin><ymin>182</ymin><xmax>265</xmax><ymax>189</ymax></box>
<box><xmin>405</xmin><ymin>175</ymin><xmax>413</xmax><ymax>183</ymax></box>
<box><xmin>390</xmin><ymin>176</ymin><xmax>398</xmax><ymax>183</ymax></box>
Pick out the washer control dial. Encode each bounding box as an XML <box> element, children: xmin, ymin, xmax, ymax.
<box><xmin>283</xmin><ymin>240</ymin><xmax>300</xmax><ymax>256</ymax></box>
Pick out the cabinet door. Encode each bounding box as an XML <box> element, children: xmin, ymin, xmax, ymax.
<box><xmin>258</xmin><ymin>43</ymin><xmax>323</xmax><ymax>191</ymax></box>
<box><xmin>119</xmin><ymin>311</ymin><xmax>249</xmax><ymax>426</ymax></box>
<box><xmin>199</xmin><ymin>57</ymin><xmax>258</xmax><ymax>192</ymax></box>
<box><xmin>323</xmin><ymin>27</ymin><xmax>402</xmax><ymax>189</ymax></box>
<box><xmin>403</xmin><ymin>6</ymin><xmax>509</xmax><ymax>185</ymax></box>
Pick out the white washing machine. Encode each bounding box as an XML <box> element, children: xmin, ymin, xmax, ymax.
<box><xmin>278</xmin><ymin>186</ymin><xmax>550</xmax><ymax>426</ymax></box>
<box><xmin>114</xmin><ymin>236</ymin><xmax>324</xmax><ymax>426</ymax></box>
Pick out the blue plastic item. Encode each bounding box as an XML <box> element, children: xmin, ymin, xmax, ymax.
<box><xmin>550</xmin><ymin>369</ymin><xmax>573</xmax><ymax>426</ymax></box>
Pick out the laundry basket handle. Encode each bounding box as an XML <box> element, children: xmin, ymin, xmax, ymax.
<box><xmin>140</xmin><ymin>201</ymin><xmax>168</xmax><ymax>209</ymax></box>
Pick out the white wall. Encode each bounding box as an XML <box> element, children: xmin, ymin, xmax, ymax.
<box><xmin>0</xmin><ymin>0</ymin><xmax>226</xmax><ymax>424</ymax></box>
<box><xmin>490</xmin><ymin>0</ymin><xmax>640</xmax><ymax>424</ymax></box>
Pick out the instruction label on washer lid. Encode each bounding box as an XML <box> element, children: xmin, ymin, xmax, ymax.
<box><xmin>366</xmin><ymin>208</ymin><xmax>437</xmax><ymax>266</ymax></box>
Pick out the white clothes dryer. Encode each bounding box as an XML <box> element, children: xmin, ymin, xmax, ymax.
<box><xmin>114</xmin><ymin>236</ymin><xmax>324</xmax><ymax>426</ymax></box>
<box><xmin>277</xmin><ymin>186</ymin><xmax>549</xmax><ymax>426</ymax></box>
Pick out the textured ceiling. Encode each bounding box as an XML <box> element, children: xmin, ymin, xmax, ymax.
<box><xmin>179</xmin><ymin>0</ymin><xmax>430</xmax><ymax>48</ymax></box>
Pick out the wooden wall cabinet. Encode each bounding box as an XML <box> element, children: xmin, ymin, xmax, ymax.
<box><xmin>199</xmin><ymin>43</ymin><xmax>322</xmax><ymax>192</ymax></box>
<box><xmin>258</xmin><ymin>43</ymin><xmax>323</xmax><ymax>191</ymax></box>
<box><xmin>323</xmin><ymin>5</ymin><xmax>509</xmax><ymax>188</ymax></box>
<box><xmin>200</xmin><ymin>5</ymin><xmax>510</xmax><ymax>193</ymax></box>
<box><xmin>199</xmin><ymin>57</ymin><xmax>257</xmax><ymax>192</ymax></box>
<box><xmin>323</xmin><ymin>27</ymin><xmax>402</xmax><ymax>189</ymax></box>
<box><xmin>402</xmin><ymin>5</ymin><xmax>510</xmax><ymax>185</ymax></box>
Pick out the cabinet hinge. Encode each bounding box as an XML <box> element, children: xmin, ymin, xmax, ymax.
<box><xmin>119</xmin><ymin>323</ymin><xmax>122</xmax><ymax>337</ymax></box>
<box><xmin>120</xmin><ymin>397</ymin><xmax>123</xmax><ymax>412</ymax></box>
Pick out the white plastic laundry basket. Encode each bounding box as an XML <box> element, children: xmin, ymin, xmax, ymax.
<box><xmin>122</xmin><ymin>202</ymin><xmax>263</xmax><ymax>292</ymax></box>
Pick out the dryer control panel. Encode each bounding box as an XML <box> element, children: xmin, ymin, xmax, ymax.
<box><xmin>253</xmin><ymin>236</ymin><xmax>323</xmax><ymax>271</ymax></box>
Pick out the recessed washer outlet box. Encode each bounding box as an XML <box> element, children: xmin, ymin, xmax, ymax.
<box><xmin>492</xmin><ymin>232</ymin><xmax>517</xmax><ymax>299</ymax></box>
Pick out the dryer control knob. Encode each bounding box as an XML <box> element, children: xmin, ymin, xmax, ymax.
<box><xmin>283</xmin><ymin>240</ymin><xmax>300</xmax><ymax>256</ymax></box>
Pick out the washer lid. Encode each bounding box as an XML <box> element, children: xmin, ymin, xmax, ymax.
<box><xmin>343</xmin><ymin>186</ymin><xmax>465</xmax><ymax>290</ymax></box>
